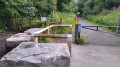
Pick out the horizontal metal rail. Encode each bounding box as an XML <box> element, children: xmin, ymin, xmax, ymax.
<box><xmin>35</xmin><ymin>34</ymin><xmax>71</xmax><ymax>38</ymax></box>
<box><xmin>49</xmin><ymin>18</ymin><xmax>56</xmax><ymax>20</ymax></box>
<box><xmin>82</xmin><ymin>26</ymin><xmax>120</xmax><ymax>35</ymax></box>
<box><xmin>83</xmin><ymin>27</ymin><xmax>117</xmax><ymax>35</ymax></box>
<box><xmin>34</xmin><ymin>25</ymin><xmax>72</xmax><ymax>34</ymax></box>
<box><xmin>34</xmin><ymin>25</ymin><xmax>54</xmax><ymax>34</ymax></box>
<box><xmin>82</xmin><ymin>26</ymin><xmax>120</xmax><ymax>28</ymax></box>
<box><xmin>31</xmin><ymin>25</ymin><xmax>72</xmax><ymax>40</ymax></box>
<box><xmin>55</xmin><ymin>25</ymin><xmax>72</xmax><ymax>27</ymax></box>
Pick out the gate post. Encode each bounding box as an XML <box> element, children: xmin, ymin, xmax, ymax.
<box><xmin>116</xmin><ymin>27</ymin><xmax>119</xmax><ymax>34</ymax></box>
<box><xmin>74</xmin><ymin>18</ymin><xmax>81</xmax><ymax>42</ymax></box>
<box><xmin>74</xmin><ymin>18</ymin><xmax>79</xmax><ymax>41</ymax></box>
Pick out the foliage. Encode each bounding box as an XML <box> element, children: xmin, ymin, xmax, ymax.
<box><xmin>57</xmin><ymin>0</ymin><xmax>76</xmax><ymax>12</ymax></box>
<box><xmin>77</xmin><ymin>0</ymin><xmax>120</xmax><ymax>33</ymax></box>
<box><xmin>75</xmin><ymin>36</ymin><xmax>90</xmax><ymax>45</ymax></box>
<box><xmin>48</xmin><ymin>12</ymin><xmax>76</xmax><ymax>34</ymax></box>
<box><xmin>77</xmin><ymin>0</ymin><xmax>120</xmax><ymax>16</ymax></box>
<box><xmin>57</xmin><ymin>0</ymin><xmax>71</xmax><ymax>11</ymax></box>
<box><xmin>0</xmin><ymin>0</ymin><xmax>76</xmax><ymax>32</ymax></box>
<box><xmin>49</xmin><ymin>12</ymin><xmax>76</xmax><ymax>26</ymax></box>
<box><xmin>0</xmin><ymin>0</ymin><xmax>36</xmax><ymax>32</ymax></box>
<box><xmin>62</xmin><ymin>1</ymin><xmax>76</xmax><ymax>12</ymax></box>
<box><xmin>43</xmin><ymin>38</ymin><xmax>54</xmax><ymax>43</ymax></box>
<box><xmin>84</xmin><ymin>9</ymin><xmax>120</xmax><ymax>33</ymax></box>
<box><xmin>32</xmin><ymin>0</ymin><xmax>57</xmax><ymax>17</ymax></box>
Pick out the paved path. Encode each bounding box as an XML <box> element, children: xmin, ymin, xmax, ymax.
<box><xmin>71</xmin><ymin>17</ymin><xmax>120</xmax><ymax>67</ymax></box>
<box><xmin>52</xmin><ymin>17</ymin><xmax>120</xmax><ymax>67</ymax></box>
<box><xmin>79</xmin><ymin>17</ymin><xmax>120</xmax><ymax>46</ymax></box>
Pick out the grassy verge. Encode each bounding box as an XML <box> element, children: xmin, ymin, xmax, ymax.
<box><xmin>83</xmin><ymin>17</ymin><xmax>115</xmax><ymax>34</ymax></box>
<box><xmin>83</xmin><ymin>9</ymin><xmax>120</xmax><ymax>34</ymax></box>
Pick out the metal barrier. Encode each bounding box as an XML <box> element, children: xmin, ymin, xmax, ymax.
<box><xmin>30</xmin><ymin>25</ymin><xmax>72</xmax><ymax>54</ymax></box>
<box><xmin>82</xmin><ymin>26</ymin><xmax>120</xmax><ymax>35</ymax></box>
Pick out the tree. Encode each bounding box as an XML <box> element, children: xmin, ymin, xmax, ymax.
<box><xmin>0</xmin><ymin>0</ymin><xmax>36</xmax><ymax>29</ymax></box>
<box><xmin>32</xmin><ymin>0</ymin><xmax>57</xmax><ymax>17</ymax></box>
<box><xmin>77</xmin><ymin>0</ymin><xmax>120</xmax><ymax>16</ymax></box>
<box><xmin>57</xmin><ymin>0</ymin><xmax>71</xmax><ymax>11</ymax></box>
<box><xmin>77</xmin><ymin>0</ymin><xmax>87</xmax><ymax>15</ymax></box>
<box><xmin>62</xmin><ymin>1</ymin><xmax>76</xmax><ymax>12</ymax></box>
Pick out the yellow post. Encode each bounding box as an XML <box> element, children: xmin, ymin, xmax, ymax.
<box><xmin>75</xmin><ymin>18</ymin><xmax>79</xmax><ymax>41</ymax></box>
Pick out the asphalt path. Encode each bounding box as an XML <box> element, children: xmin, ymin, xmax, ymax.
<box><xmin>70</xmin><ymin>17</ymin><xmax>120</xmax><ymax>67</ymax></box>
<box><xmin>52</xmin><ymin>17</ymin><xmax>120</xmax><ymax>67</ymax></box>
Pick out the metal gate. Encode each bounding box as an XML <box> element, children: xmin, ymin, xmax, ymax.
<box><xmin>74</xmin><ymin>18</ymin><xmax>120</xmax><ymax>40</ymax></box>
<box><xmin>82</xmin><ymin>26</ymin><xmax>120</xmax><ymax>35</ymax></box>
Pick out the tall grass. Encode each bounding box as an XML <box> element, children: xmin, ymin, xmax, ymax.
<box><xmin>84</xmin><ymin>9</ymin><xmax>120</xmax><ymax>33</ymax></box>
<box><xmin>49</xmin><ymin>12</ymin><xmax>76</xmax><ymax>27</ymax></box>
<box><xmin>49</xmin><ymin>12</ymin><xmax>76</xmax><ymax>34</ymax></box>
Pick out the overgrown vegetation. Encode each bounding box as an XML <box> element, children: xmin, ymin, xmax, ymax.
<box><xmin>75</xmin><ymin>36</ymin><xmax>90</xmax><ymax>45</ymax></box>
<box><xmin>0</xmin><ymin>0</ymin><xmax>76</xmax><ymax>32</ymax></box>
<box><xmin>42</xmin><ymin>12</ymin><xmax>76</xmax><ymax>42</ymax></box>
<box><xmin>49</xmin><ymin>12</ymin><xmax>76</xmax><ymax>34</ymax></box>
<box><xmin>77</xmin><ymin>0</ymin><xmax>120</xmax><ymax>16</ymax></box>
<box><xmin>77</xmin><ymin>0</ymin><xmax>120</xmax><ymax>33</ymax></box>
<box><xmin>84</xmin><ymin>9</ymin><xmax>120</xmax><ymax>33</ymax></box>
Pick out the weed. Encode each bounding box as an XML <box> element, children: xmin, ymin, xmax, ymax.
<box><xmin>75</xmin><ymin>36</ymin><xmax>90</xmax><ymax>45</ymax></box>
<box><xmin>43</xmin><ymin>38</ymin><xmax>54</xmax><ymax>43</ymax></box>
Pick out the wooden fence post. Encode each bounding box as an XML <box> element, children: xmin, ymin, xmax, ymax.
<box><xmin>74</xmin><ymin>18</ymin><xmax>79</xmax><ymax>41</ymax></box>
<box><xmin>60</xmin><ymin>17</ymin><xmax>62</xmax><ymax>24</ymax></box>
<box><xmin>116</xmin><ymin>27</ymin><xmax>119</xmax><ymax>34</ymax></box>
<box><xmin>29</xmin><ymin>18</ymin><xmax>32</xmax><ymax>26</ymax></box>
<box><xmin>51</xmin><ymin>26</ymin><xmax>55</xmax><ymax>34</ymax></box>
<box><xmin>34</xmin><ymin>37</ymin><xmax>38</xmax><ymax>43</ymax></box>
<box><xmin>45</xmin><ymin>29</ymin><xmax>49</xmax><ymax>34</ymax></box>
<box><xmin>67</xmin><ymin>35</ymin><xmax>72</xmax><ymax>55</ymax></box>
<box><xmin>70</xmin><ymin>25</ymin><xmax>72</xmax><ymax>34</ymax></box>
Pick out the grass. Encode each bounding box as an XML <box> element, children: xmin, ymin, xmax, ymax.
<box><xmin>83</xmin><ymin>17</ymin><xmax>115</xmax><ymax>34</ymax></box>
<box><xmin>42</xmin><ymin>12</ymin><xmax>76</xmax><ymax>42</ymax></box>
<box><xmin>75</xmin><ymin>36</ymin><xmax>90</xmax><ymax>45</ymax></box>
<box><xmin>49</xmin><ymin>12</ymin><xmax>76</xmax><ymax>34</ymax></box>
<box><xmin>43</xmin><ymin>38</ymin><xmax>55</xmax><ymax>43</ymax></box>
<box><xmin>84</xmin><ymin>9</ymin><xmax>120</xmax><ymax>34</ymax></box>
<box><xmin>49</xmin><ymin>12</ymin><xmax>76</xmax><ymax>28</ymax></box>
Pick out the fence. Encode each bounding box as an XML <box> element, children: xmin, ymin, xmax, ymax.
<box><xmin>30</xmin><ymin>25</ymin><xmax>72</xmax><ymax>54</ymax></box>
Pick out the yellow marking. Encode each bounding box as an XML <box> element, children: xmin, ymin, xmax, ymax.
<box><xmin>56</xmin><ymin>17</ymin><xmax>62</xmax><ymax>20</ymax></box>
<box><xmin>75</xmin><ymin>20</ymin><xmax>79</xmax><ymax>24</ymax></box>
<box><xmin>56</xmin><ymin>18</ymin><xmax>60</xmax><ymax>20</ymax></box>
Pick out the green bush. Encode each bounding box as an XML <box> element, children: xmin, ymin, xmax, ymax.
<box><xmin>0</xmin><ymin>21</ymin><xmax>8</xmax><ymax>32</ymax></box>
<box><xmin>75</xmin><ymin>36</ymin><xmax>90</xmax><ymax>45</ymax></box>
<box><xmin>43</xmin><ymin>38</ymin><xmax>54</xmax><ymax>43</ymax></box>
<box><xmin>0</xmin><ymin>27</ymin><xmax>8</xmax><ymax>33</ymax></box>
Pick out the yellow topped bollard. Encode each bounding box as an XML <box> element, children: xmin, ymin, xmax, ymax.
<box><xmin>74</xmin><ymin>18</ymin><xmax>79</xmax><ymax>42</ymax></box>
<box><xmin>75</xmin><ymin>20</ymin><xmax>79</xmax><ymax>24</ymax></box>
